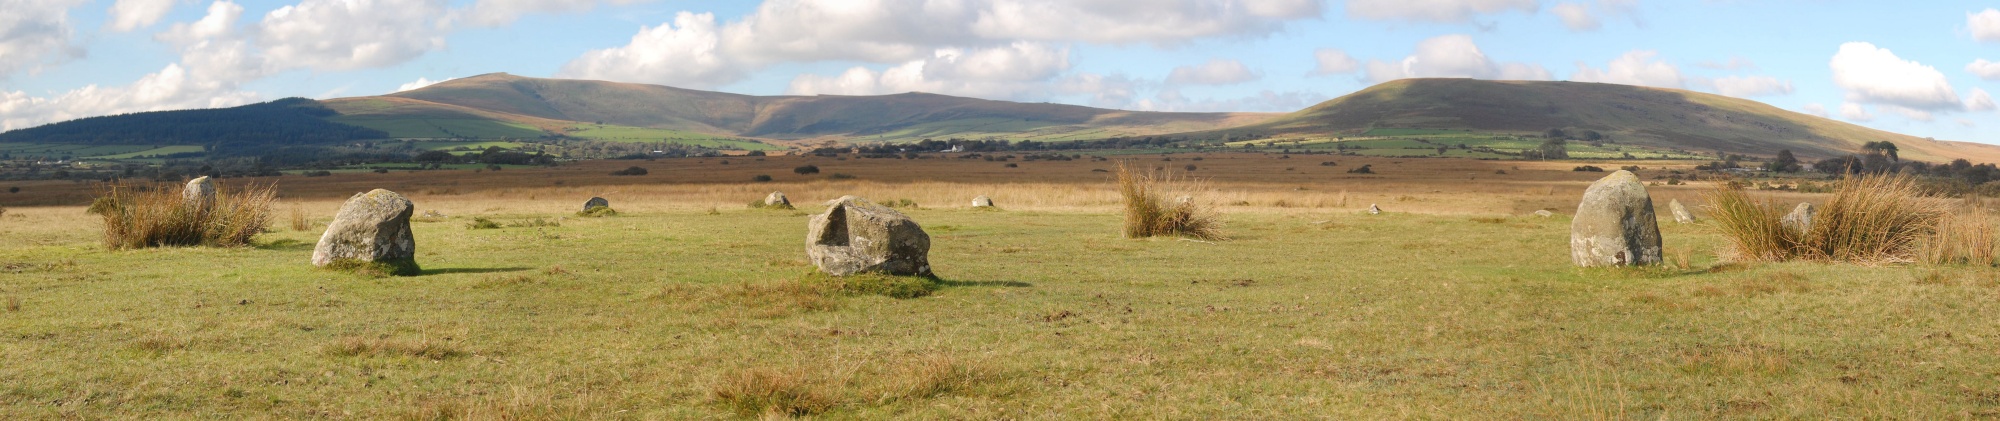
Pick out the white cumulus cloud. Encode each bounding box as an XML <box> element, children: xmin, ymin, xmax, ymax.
<box><xmin>1</xmin><ymin>63</ymin><xmax>260</xmax><ymax>131</ymax></box>
<box><xmin>1310</xmin><ymin>48</ymin><xmax>1359</xmax><ymax>75</ymax></box>
<box><xmin>3</xmin><ymin>0</ymin><xmax>265</xmax><ymax>131</ymax></box>
<box><xmin>1829</xmin><ymin>42</ymin><xmax>1961</xmax><ymax>111</ymax></box>
<box><xmin>0</xmin><ymin>0</ymin><xmax>86</xmax><ymax>79</ymax></box>
<box><xmin>1972</xmin><ymin>9</ymin><xmax>2000</xmax><ymax>43</ymax></box>
<box><xmin>1840</xmin><ymin>103</ymin><xmax>1873</xmax><ymax>122</ymax></box>
<box><xmin>1365</xmin><ymin>34</ymin><xmax>1551</xmax><ymax>83</ymax></box>
<box><xmin>568</xmin><ymin>0</ymin><xmax>1323</xmax><ymax>89</ymax></box>
<box><xmin>785</xmin><ymin>42</ymin><xmax>1074</xmax><ymax>100</ymax></box>
<box><xmin>1551</xmin><ymin>3</ymin><xmax>1597</xmax><ymax>31</ymax></box>
<box><xmin>1968</xmin><ymin>59</ymin><xmax>2000</xmax><ymax>80</ymax></box>
<box><xmin>1571</xmin><ymin>50</ymin><xmax>1683</xmax><ymax>88</ymax></box>
<box><xmin>557</xmin><ymin>12</ymin><xmax>735</xmax><ymax>87</ymax></box>
<box><xmin>256</xmin><ymin>0</ymin><xmax>449</xmax><ymax>71</ymax></box>
<box><xmin>397</xmin><ymin>77</ymin><xmax>455</xmax><ymax>93</ymax></box>
<box><xmin>107</xmin><ymin>0</ymin><xmax>178</xmax><ymax>32</ymax></box>
<box><xmin>1346</xmin><ymin>0</ymin><xmax>1537</xmax><ymax>23</ymax></box>
<box><xmin>1166</xmin><ymin>59</ymin><xmax>1258</xmax><ymax>85</ymax></box>
<box><xmin>1968</xmin><ymin>88</ymin><xmax>1996</xmax><ymax>112</ymax></box>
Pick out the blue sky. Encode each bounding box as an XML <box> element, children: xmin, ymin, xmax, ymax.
<box><xmin>3</xmin><ymin>0</ymin><xmax>1997</xmax><ymax>144</ymax></box>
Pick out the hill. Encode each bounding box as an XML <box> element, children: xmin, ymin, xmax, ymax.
<box><xmin>322</xmin><ymin>73</ymin><xmax>1273</xmax><ymax>145</ymax></box>
<box><xmin>1222</xmin><ymin>78</ymin><xmax>2000</xmax><ymax>163</ymax></box>
<box><xmin>0</xmin><ymin>98</ymin><xmax>385</xmax><ymax>147</ymax></box>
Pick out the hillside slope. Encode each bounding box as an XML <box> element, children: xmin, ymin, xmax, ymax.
<box><xmin>324</xmin><ymin>73</ymin><xmax>1274</xmax><ymax>144</ymax></box>
<box><xmin>1235</xmin><ymin>78</ymin><xmax>2000</xmax><ymax>163</ymax></box>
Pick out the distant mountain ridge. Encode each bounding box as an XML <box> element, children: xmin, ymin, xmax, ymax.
<box><xmin>1228</xmin><ymin>78</ymin><xmax>2000</xmax><ymax>163</ymax></box>
<box><xmin>5</xmin><ymin>74</ymin><xmax>1998</xmax><ymax>164</ymax></box>
<box><xmin>323</xmin><ymin>73</ymin><xmax>1273</xmax><ymax>143</ymax></box>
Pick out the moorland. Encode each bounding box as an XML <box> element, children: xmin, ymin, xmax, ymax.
<box><xmin>3</xmin><ymin>153</ymin><xmax>1998</xmax><ymax>419</ymax></box>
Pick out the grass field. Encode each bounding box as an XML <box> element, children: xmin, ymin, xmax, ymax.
<box><xmin>2</xmin><ymin>155</ymin><xmax>1997</xmax><ymax>418</ymax></box>
<box><xmin>0</xmin><ymin>143</ymin><xmax>166</xmax><ymax>159</ymax></box>
<box><xmin>1225</xmin><ymin>133</ymin><xmax>1711</xmax><ymax>160</ymax></box>
<box><xmin>560</xmin><ymin>125</ymin><xmax>780</xmax><ymax>151</ymax></box>
<box><xmin>330</xmin><ymin>117</ymin><xmax>548</xmax><ymax>140</ymax></box>
<box><xmin>84</xmin><ymin>145</ymin><xmax>206</xmax><ymax>160</ymax></box>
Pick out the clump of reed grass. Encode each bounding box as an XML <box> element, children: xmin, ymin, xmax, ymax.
<box><xmin>93</xmin><ymin>180</ymin><xmax>276</xmax><ymax>250</ymax></box>
<box><xmin>1117</xmin><ymin>161</ymin><xmax>1223</xmax><ymax>240</ymax></box>
<box><xmin>1706</xmin><ymin>175</ymin><xmax>1949</xmax><ymax>264</ymax></box>
<box><xmin>288</xmin><ymin>207</ymin><xmax>311</xmax><ymax>231</ymax></box>
<box><xmin>1919</xmin><ymin>207</ymin><xmax>1997</xmax><ymax>265</ymax></box>
<box><xmin>711</xmin><ymin>368</ymin><xmax>837</xmax><ymax>418</ymax></box>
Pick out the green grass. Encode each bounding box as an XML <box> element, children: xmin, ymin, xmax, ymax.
<box><xmin>1361</xmin><ymin>128</ymin><xmax>1477</xmax><ymax>136</ymax></box>
<box><xmin>329</xmin><ymin>117</ymin><xmax>546</xmax><ymax>139</ymax></box>
<box><xmin>561</xmin><ymin>124</ymin><xmax>779</xmax><ymax>151</ymax></box>
<box><xmin>404</xmin><ymin>141</ymin><xmax>527</xmax><ymax>152</ymax></box>
<box><xmin>84</xmin><ymin>145</ymin><xmax>205</xmax><ymax>160</ymax></box>
<box><xmin>3</xmin><ymin>206</ymin><xmax>1999</xmax><ymax>418</ymax></box>
<box><xmin>0</xmin><ymin>143</ymin><xmax>163</xmax><ymax>158</ymax></box>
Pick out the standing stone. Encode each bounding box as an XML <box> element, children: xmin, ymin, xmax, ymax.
<box><xmin>972</xmin><ymin>195</ymin><xmax>994</xmax><ymax>207</ymax></box>
<box><xmin>1368</xmin><ymin>204</ymin><xmax>1382</xmax><ymax>215</ymax></box>
<box><xmin>1571</xmin><ymin>170</ymin><xmax>1663</xmax><ymax>267</ymax></box>
<box><xmin>313</xmin><ymin>189</ymin><xmax>419</xmax><ymax>275</ymax></box>
<box><xmin>806</xmin><ymin>196</ymin><xmax>932</xmax><ymax>277</ymax></box>
<box><xmin>584</xmin><ymin>197</ymin><xmax>610</xmax><ymax>212</ymax></box>
<box><xmin>1669</xmin><ymin>199</ymin><xmax>1696</xmax><ymax>224</ymax></box>
<box><xmin>765</xmin><ymin>192</ymin><xmax>791</xmax><ymax>207</ymax></box>
<box><xmin>183</xmin><ymin>176</ymin><xmax>216</xmax><ymax>209</ymax></box>
<box><xmin>1782</xmin><ymin>202</ymin><xmax>1815</xmax><ymax>234</ymax></box>
<box><xmin>1533</xmin><ymin>210</ymin><xmax>1555</xmax><ymax>218</ymax></box>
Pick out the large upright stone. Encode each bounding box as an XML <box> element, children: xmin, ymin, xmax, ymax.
<box><xmin>1571</xmin><ymin>170</ymin><xmax>1663</xmax><ymax>267</ymax></box>
<box><xmin>183</xmin><ymin>176</ymin><xmax>216</xmax><ymax>209</ymax></box>
<box><xmin>807</xmin><ymin>196</ymin><xmax>932</xmax><ymax>277</ymax></box>
<box><xmin>765</xmin><ymin>191</ymin><xmax>791</xmax><ymax>208</ymax></box>
<box><xmin>1782</xmin><ymin>202</ymin><xmax>1815</xmax><ymax>234</ymax></box>
<box><xmin>1669</xmin><ymin>199</ymin><xmax>1695</xmax><ymax>224</ymax></box>
<box><xmin>584</xmin><ymin>197</ymin><xmax>610</xmax><ymax>212</ymax></box>
<box><xmin>971</xmin><ymin>195</ymin><xmax>994</xmax><ymax>207</ymax></box>
<box><xmin>313</xmin><ymin>189</ymin><xmax>419</xmax><ymax>275</ymax></box>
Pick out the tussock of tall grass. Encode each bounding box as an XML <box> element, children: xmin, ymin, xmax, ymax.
<box><xmin>92</xmin><ymin>181</ymin><xmax>276</xmax><ymax>250</ymax></box>
<box><xmin>1919</xmin><ymin>208</ymin><xmax>1997</xmax><ymax>265</ymax></box>
<box><xmin>1116</xmin><ymin>161</ymin><xmax>1223</xmax><ymax>240</ymax></box>
<box><xmin>1707</xmin><ymin>175</ymin><xmax>1950</xmax><ymax>263</ymax></box>
<box><xmin>710</xmin><ymin>356</ymin><xmax>977</xmax><ymax>418</ymax></box>
<box><xmin>287</xmin><ymin>207</ymin><xmax>311</xmax><ymax>231</ymax></box>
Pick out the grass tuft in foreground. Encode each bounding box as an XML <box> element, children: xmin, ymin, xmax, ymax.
<box><xmin>1707</xmin><ymin>175</ymin><xmax>1953</xmax><ymax>264</ymax></box>
<box><xmin>1919</xmin><ymin>205</ymin><xmax>1998</xmax><ymax>265</ymax></box>
<box><xmin>1116</xmin><ymin>161</ymin><xmax>1222</xmax><ymax>240</ymax></box>
<box><xmin>711</xmin><ymin>356</ymin><xmax>978</xmax><ymax>418</ymax></box>
<box><xmin>799</xmin><ymin>271</ymin><xmax>942</xmax><ymax>299</ymax></box>
<box><xmin>92</xmin><ymin>181</ymin><xmax>276</xmax><ymax>250</ymax></box>
<box><xmin>323</xmin><ymin>258</ymin><xmax>423</xmax><ymax>277</ymax></box>
<box><xmin>576</xmin><ymin>205</ymin><xmax>618</xmax><ymax>217</ymax></box>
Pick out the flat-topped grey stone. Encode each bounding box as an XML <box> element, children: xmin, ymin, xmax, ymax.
<box><xmin>807</xmin><ymin>196</ymin><xmax>931</xmax><ymax>277</ymax></box>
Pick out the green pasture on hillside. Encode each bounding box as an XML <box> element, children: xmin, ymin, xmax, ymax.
<box><xmin>330</xmin><ymin>117</ymin><xmax>547</xmax><ymax>140</ymax></box>
<box><xmin>563</xmin><ymin>125</ymin><xmax>780</xmax><ymax>151</ymax></box>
